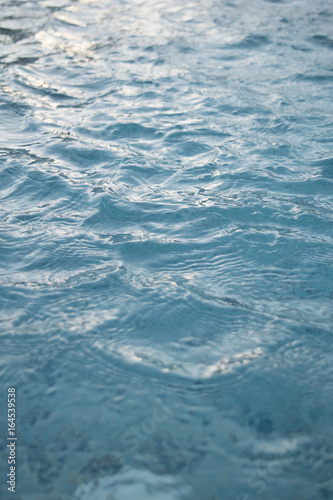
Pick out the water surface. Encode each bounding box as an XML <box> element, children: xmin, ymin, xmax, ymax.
<box><xmin>0</xmin><ymin>0</ymin><xmax>333</xmax><ymax>498</ymax></box>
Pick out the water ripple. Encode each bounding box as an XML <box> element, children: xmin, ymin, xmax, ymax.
<box><xmin>1</xmin><ymin>0</ymin><xmax>333</xmax><ymax>498</ymax></box>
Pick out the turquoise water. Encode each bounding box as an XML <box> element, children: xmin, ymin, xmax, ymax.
<box><xmin>0</xmin><ymin>0</ymin><xmax>333</xmax><ymax>498</ymax></box>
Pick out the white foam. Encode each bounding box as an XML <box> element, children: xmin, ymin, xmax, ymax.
<box><xmin>74</xmin><ymin>466</ymin><xmax>193</xmax><ymax>500</ymax></box>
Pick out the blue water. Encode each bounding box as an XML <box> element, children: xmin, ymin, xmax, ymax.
<box><xmin>0</xmin><ymin>0</ymin><xmax>333</xmax><ymax>498</ymax></box>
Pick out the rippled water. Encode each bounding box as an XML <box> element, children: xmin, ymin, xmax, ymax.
<box><xmin>0</xmin><ymin>0</ymin><xmax>333</xmax><ymax>498</ymax></box>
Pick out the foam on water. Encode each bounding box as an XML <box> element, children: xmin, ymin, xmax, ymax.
<box><xmin>74</xmin><ymin>467</ymin><xmax>193</xmax><ymax>500</ymax></box>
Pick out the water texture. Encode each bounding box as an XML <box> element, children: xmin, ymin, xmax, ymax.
<box><xmin>0</xmin><ymin>0</ymin><xmax>333</xmax><ymax>498</ymax></box>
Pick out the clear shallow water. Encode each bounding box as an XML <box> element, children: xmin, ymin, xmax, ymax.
<box><xmin>0</xmin><ymin>0</ymin><xmax>333</xmax><ymax>498</ymax></box>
